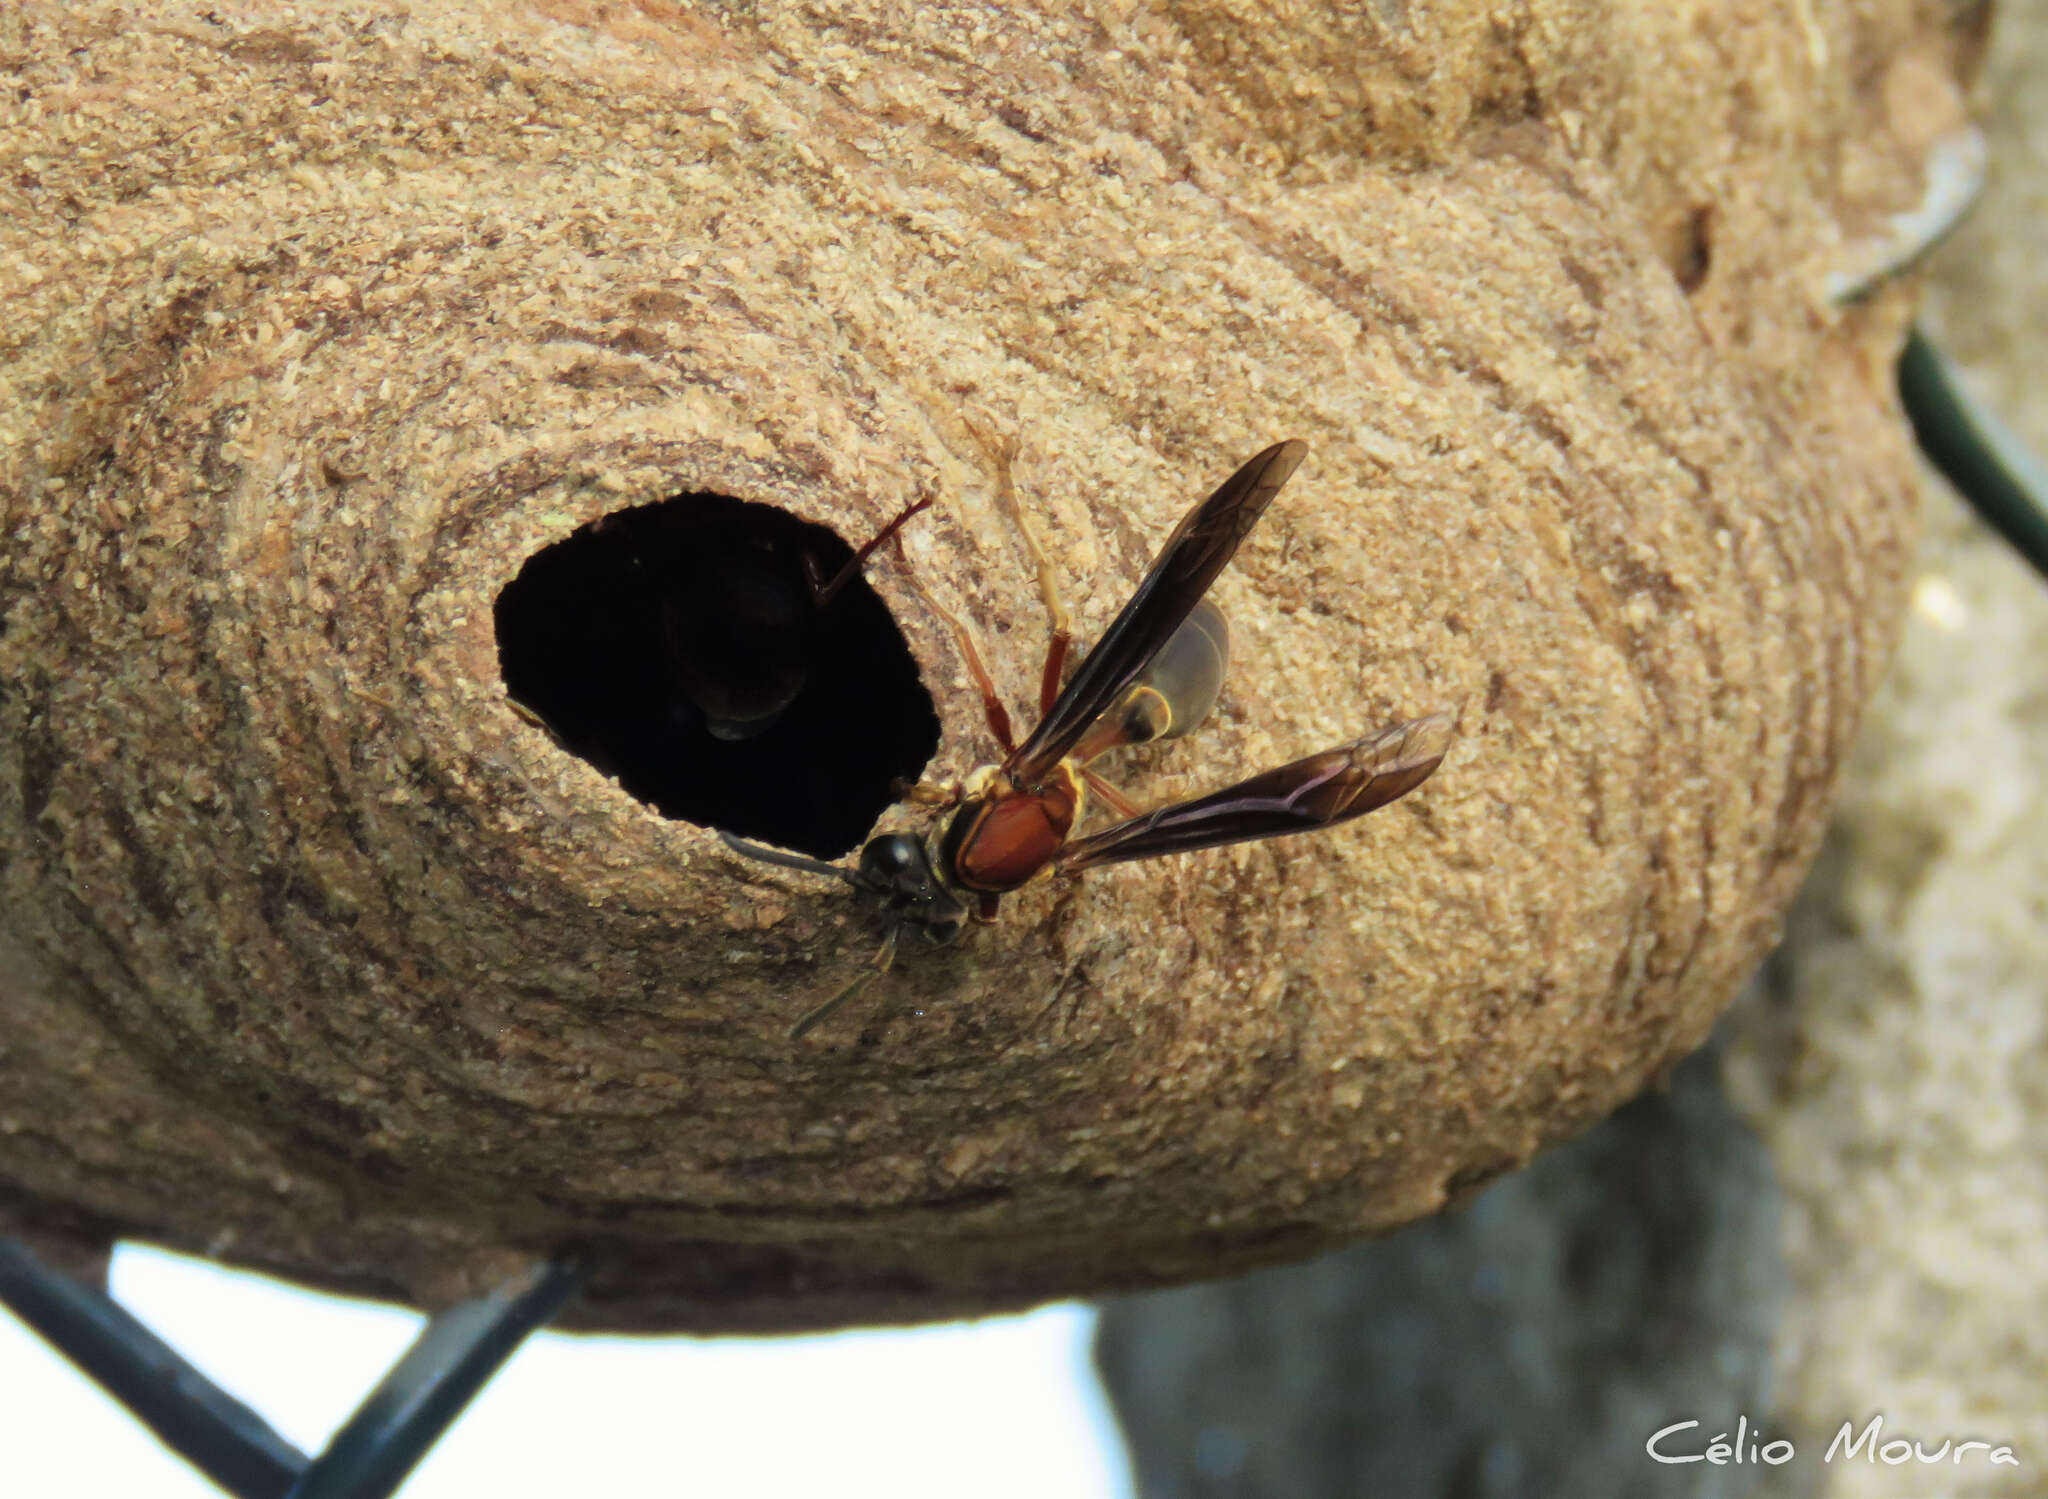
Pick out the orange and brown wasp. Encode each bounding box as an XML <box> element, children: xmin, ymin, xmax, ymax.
<box><xmin>722</xmin><ymin>440</ymin><xmax>1454</xmax><ymax>1037</ymax></box>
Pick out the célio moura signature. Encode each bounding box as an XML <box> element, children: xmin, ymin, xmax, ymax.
<box><xmin>1648</xmin><ymin>1415</ymin><xmax>2019</xmax><ymax>1470</ymax></box>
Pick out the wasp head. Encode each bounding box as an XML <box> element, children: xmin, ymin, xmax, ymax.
<box><xmin>853</xmin><ymin>833</ymin><xmax>968</xmax><ymax>944</ymax></box>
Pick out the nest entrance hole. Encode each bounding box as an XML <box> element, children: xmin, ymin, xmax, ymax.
<box><xmin>494</xmin><ymin>491</ymin><xmax>940</xmax><ymax>858</ymax></box>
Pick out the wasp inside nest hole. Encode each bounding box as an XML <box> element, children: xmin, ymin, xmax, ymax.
<box><xmin>494</xmin><ymin>492</ymin><xmax>942</xmax><ymax>858</ymax></box>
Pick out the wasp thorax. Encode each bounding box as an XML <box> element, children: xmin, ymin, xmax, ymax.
<box><xmin>939</xmin><ymin>764</ymin><xmax>1080</xmax><ymax>895</ymax></box>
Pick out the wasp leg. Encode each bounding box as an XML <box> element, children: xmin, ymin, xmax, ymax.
<box><xmin>923</xmin><ymin>593</ymin><xmax>1016</xmax><ymax>754</ymax></box>
<box><xmin>1080</xmin><ymin>767</ymin><xmax>1140</xmax><ymax>820</ymax></box>
<box><xmin>790</xmin><ymin>925</ymin><xmax>901</xmax><ymax>1040</ymax></box>
<box><xmin>814</xmin><ymin>494</ymin><xmax>938</xmax><ymax>608</ymax></box>
<box><xmin>964</xmin><ymin>414</ymin><xmax>1076</xmax><ymax>719</ymax></box>
<box><xmin>1038</xmin><ymin>628</ymin><xmax>1072</xmax><ymax>721</ymax></box>
<box><xmin>507</xmin><ymin>698</ymin><xmax>574</xmax><ymax>752</ymax></box>
<box><xmin>992</xmin><ymin>431</ymin><xmax>1075</xmax><ymax>717</ymax></box>
<box><xmin>892</xmin><ymin>776</ymin><xmax>963</xmax><ymax>807</ymax></box>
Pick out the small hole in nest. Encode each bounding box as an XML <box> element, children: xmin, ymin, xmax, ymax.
<box><xmin>1673</xmin><ymin>204</ymin><xmax>1713</xmax><ymax>294</ymax></box>
<box><xmin>495</xmin><ymin>491</ymin><xmax>941</xmax><ymax>858</ymax></box>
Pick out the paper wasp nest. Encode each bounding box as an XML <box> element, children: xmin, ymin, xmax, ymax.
<box><xmin>0</xmin><ymin>1</ymin><xmax>1982</xmax><ymax>1329</ymax></box>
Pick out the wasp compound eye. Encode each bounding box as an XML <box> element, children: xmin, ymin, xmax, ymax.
<box><xmin>495</xmin><ymin>490</ymin><xmax>940</xmax><ymax>857</ymax></box>
<box><xmin>857</xmin><ymin>833</ymin><xmax>924</xmax><ymax>883</ymax></box>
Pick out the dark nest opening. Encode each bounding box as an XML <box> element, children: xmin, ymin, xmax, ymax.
<box><xmin>495</xmin><ymin>491</ymin><xmax>941</xmax><ymax>858</ymax></box>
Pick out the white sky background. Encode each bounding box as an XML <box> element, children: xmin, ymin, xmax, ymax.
<box><xmin>0</xmin><ymin>1243</ymin><xmax>1135</xmax><ymax>1498</ymax></box>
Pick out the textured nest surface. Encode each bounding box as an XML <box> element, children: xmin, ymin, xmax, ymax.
<box><xmin>0</xmin><ymin>0</ymin><xmax>1980</xmax><ymax>1329</ymax></box>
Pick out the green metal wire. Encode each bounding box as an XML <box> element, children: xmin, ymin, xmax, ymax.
<box><xmin>282</xmin><ymin>1256</ymin><xmax>586</xmax><ymax>1499</ymax></box>
<box><xmin>0</xmin><ymin>1238</ymin><xmax>307</xmax><ymax>1498</ymax></box>
<box><xmin>2</xmin><ymin>1238</ymin><xmax>586</xmax><ymax>1499</ymax></box>
<box><xmin>1899</xmin><ymin>328</ymin><xmax>2048</xmax><ymax>581</ymax></box>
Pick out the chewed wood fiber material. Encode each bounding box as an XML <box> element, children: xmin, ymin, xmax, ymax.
<box><xmin>0</xmin><ymin>0</ymin><xmax>1975</xmax><ymax>1329</ymax></box>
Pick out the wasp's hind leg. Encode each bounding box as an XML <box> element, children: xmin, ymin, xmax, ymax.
<box><xmin>965</xmin><ymin>416</ymin><xmax>1076</xmax><ymax>718</ymax></box>
<box><xmin>993</xmin><ymin>430</ymin><xmax>1075</xmax><ymax>716</ymax></box>
<box><xmin>1080</xmin><ymin>767</ymin><xmax>1140</xmax><ymax>820</ymax></box>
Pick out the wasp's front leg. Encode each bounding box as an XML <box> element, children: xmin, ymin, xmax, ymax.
<box><xmin>892</xmin><ymin>775</ymin><xmax>963</xmax><ymax>807</ymax></box>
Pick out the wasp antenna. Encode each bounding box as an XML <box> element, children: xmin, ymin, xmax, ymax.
<box><xmin>717</xmin><ymin>830</ymin><xmax>861</xmax><ymax>887</ymax></box>
<box><xmin>789</xmin><ymin>926</ymin><xmax>901</xmax><ymax>1040</ymax></box>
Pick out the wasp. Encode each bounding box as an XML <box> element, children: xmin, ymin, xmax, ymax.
<box><xmin>721</xmin><ymin>440</ymin><xmax>1454</xmax><ymax>1038</ymax></box>
<box><xmin>647</xmin><ymin>492</ymin><xmax>934</xmax><ymax>741</ymax></box>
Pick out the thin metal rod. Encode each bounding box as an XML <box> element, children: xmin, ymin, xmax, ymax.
<box><xmin>1900</xmin><ymin>327</ymin><xmax>2048</xmax><ymax>581</ymax></box>
<box><xmin>282</xmin><ymin>1255</ymin><xmax>586</xmax><ymax>1499</ymax></box>
<box><xmin>0</xmin><ymin>1237</ymin><xmax>310</xmax><ymax>1499</ymax></box>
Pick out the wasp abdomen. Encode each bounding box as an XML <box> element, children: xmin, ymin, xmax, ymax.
<box><xmin>1071</xmin><ymin>598</ymin><xmax>1232</xmax><ymax>763</ymax></box>
<box><xmin>1128</xmin><ymin>597</ymin><xmax>1230</xmax><ymax>741</ymax></box>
